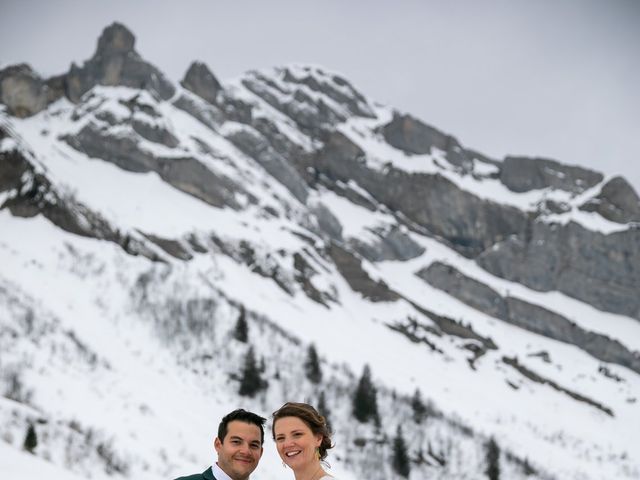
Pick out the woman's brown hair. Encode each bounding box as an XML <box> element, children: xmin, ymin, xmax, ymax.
<box><xmin>272</xmin><ymin>402</ymin><xmax>333</xmax><ymax>460</ymax></box>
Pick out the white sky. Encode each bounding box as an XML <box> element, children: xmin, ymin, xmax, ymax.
<box><xmin>1</xmin><ymin>0</ymin><xmax>639</xmax><ymax>192</ymax></box>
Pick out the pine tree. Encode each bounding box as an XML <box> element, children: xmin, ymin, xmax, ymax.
<box><xmin>304</xmin><ymin>344</ymin><xmax>322</xmax><ymax>384</ymax></box>
<box><xmin>317</xmin><ymin>390</ymin><xmax>332</xmax><ymax>433</ymax></box>
<box><xmin>411</xmin><ymin>388</ymin><xmax>428</xmax><ymax>424</ymax></box>
<box><xmin>233</xmin><ymin>306</ymin><xmax>248</xmax><ymax>342</ymax></box>
<box><xmin>392</xmin><ymin>425</ymin><xmax>411</xmax><ymax>478</ymax></box>
<box><xmin>23</xmin><ymin>423</ymin><xmax>37</xmax><ymax>453</ymax></box>
<box><xmin>352</xmin><ymin>364</ymin><xmax>379</xmax><ymax>423</ymax></box>
<box><xmin>485</xmin><ymin>437</ymin><xmax>500</xmax><ymax>480</ymax></box>
<box><xmin>239</xmin><ymin>347</ymin><xmax>267</xmax><ymax>397</ymax></box>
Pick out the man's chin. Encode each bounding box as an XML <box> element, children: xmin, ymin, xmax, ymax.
<box><xmin>232</xmin><ymin>462</ymin><xmax>256</xmax><ymax>475</ymax></box>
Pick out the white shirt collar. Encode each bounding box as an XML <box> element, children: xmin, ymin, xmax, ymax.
<box><xmin>212</xmin><ymin>462</ymin><xmax>234</xmax><ymax>480</ymax></box>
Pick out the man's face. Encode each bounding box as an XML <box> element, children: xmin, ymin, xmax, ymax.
<box><xmin>214</xmin><ymin>420</ymin><xmax>263</xmax><ymax>480</ymax></box>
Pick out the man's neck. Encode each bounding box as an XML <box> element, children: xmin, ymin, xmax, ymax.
<box><xmin>212</xmin><ymin>462</ymin><xmax>236</xmax><ymax>480</ymax></box>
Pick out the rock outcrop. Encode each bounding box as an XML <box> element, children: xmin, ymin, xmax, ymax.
<box><xmin>181</xmin><ymin>61</ymin><xmax>222</xmax><ymax>105</ymax></box>
<box><xmin>499</xmin><ymin>156</ymin><xmax>603</xmax><ymax>193</ymax></box>
<box><xmin>418</xmin><ymin>262</ymin><xmax>640</xmax><ymax>373</ymax></box>
<box><xmin>312</xmin><ymin>131</ymin><xmax>528</xmax><ymax>257</ymax></box>
<box><xmin>0</xmin><ymin>64</ymin><xmax>50</xmax><ymax>117</ymax></box>
<box><xmin>65</xmin><ymin>22</ymin><xmax>175</xmax><ymax>102</ymax></box>
<box><xmin>476</xmin><ymin>222</ymin><xmax>640</xmax><ymax>320</ymax></box>
<box><xmin>580</xmin><ymin>176</ymin><xmax>640</xmax><ymax>223</ymax></box>
<box><xmin>382</xmin><ymin>113</ymin><xmax>473</xmax><ymax>171</ymax></box>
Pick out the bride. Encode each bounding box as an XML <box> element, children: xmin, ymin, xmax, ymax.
<box><xmin>272</xmin><ymin>402</ymin><xmax>336</xmax><ymax>480</ymax></box>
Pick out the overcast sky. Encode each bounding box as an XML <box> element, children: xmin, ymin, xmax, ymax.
<box><xmin>2</xmin><ymin>0</ymin><xmax>639</xmax><ymax>191</ymax></box>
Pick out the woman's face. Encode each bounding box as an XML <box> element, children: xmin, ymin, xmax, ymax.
<box><xmin>273</xmin><ymin>416</ymin><xmax>322</xmax><ymax>471</ymax></box>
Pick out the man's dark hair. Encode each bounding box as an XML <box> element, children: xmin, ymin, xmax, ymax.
<box><xmin>217</xmin><ymin>409</ymin><xmax>266</xmax><ymax>444</ymax></box>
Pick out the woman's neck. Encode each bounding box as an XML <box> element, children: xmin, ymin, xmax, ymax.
<box><xmin>293</xmin><ymin>461</ymin><xmax>324</xmax><ymax>480</ymax></box>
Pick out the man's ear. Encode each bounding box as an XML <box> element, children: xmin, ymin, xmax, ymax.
<box><xmin>214</xmin><ymin>437</ymin><xmax>222</xmax><ymax>453</ymax></box>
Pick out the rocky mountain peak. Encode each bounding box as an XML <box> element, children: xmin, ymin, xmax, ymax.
<box><xmin>65</xmin><ymin>22</ymin><xmax>174</xmax><ymax>103</ymax></box>
<box><xmin>0</xmin><ymin>63</ymin><xmax>48</xmax><ymax>117</ymax></box>
<box><xmin>95</xmin><ymin>22</ymin><xmax>136</xmax><ymax>57</ymax></box>
<box><xmin>181</xmin><ymin>61</ymin><xmax>222</xmax><ymax>104</ymax></box>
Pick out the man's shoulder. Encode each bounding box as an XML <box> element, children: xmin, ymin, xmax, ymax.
<box><xmin>174</xmin><ymin>466</ymin><xmax>214</xmax><ymax>480</ymax></box>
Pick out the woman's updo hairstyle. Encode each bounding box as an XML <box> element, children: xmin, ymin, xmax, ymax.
<box><xmin>272</xmin><ymin>402</ymin><xmax>334</xmax><ymax>460</ymax></box>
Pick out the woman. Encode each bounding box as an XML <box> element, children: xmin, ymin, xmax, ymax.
<box><xmin>272</xmin><ymin>402</ymin><xmax>336</xmax><ymax>480</ymax></box>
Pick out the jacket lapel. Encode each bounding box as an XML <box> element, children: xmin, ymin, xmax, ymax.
<box><xmin>203</xmin><ymin>466</ymin><xmax>216</xmax><ymax>480</ymax></box>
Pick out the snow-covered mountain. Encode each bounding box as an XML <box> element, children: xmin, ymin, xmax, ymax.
<box><xmin>1</xmin><ymin>22</ymin><xmax>639</xmax><ymax>480</ymax></box>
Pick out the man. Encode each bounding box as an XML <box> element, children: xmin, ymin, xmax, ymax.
<box><xmin>175</xmin><ymin>409</ymin><xmax>266</xmax><ymax>480</ymax></box>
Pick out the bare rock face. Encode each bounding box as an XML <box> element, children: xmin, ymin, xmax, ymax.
<box><xmin>477</xmin><ymin>221</ymin><xmax>640</xmax><ymax>320</ymax></box>
<box><xmin>381</xmin><ymin>113</ymin><xmax>473</xmax><ymax>171</ymax></box>
<box><xmin>281</xmin><ymin>67</ymin><xmax>376</xmax><ymax>119</ymax></box>
<box><xmin>499</xmin><ymin>156</ymin><xmax>603</xmax><ymax>193</ymax></box>
<box><xmin>225</xmin><ymin>126</ymin><xmax>309</xmax><ymax>203</ymax></box>
<box><xmin>65</xmin><ymin>22</ymin><xmax>175</xmax><ymax>103</ymax></box>
<box><xmin>313</xmin><ymin>131</ymin><xmax>527</xmax><ymax>257</ymax></box>
<box><xmin>349</xmin><ymin>225</ymin><xmax>425</xmax><ymax>262</ymax></box>
<box><xmin>0</xmin><ymin>64</ymin><xmax>49</xmax><ymax>117</ymax></box>
<box><xmin>580</xmin><ymin>176</ymin><xmax>640</xmax><ymax>223</ymax></box>
<box><xmin>63</xmin><ymin>122</ymin><xmax>246</xmax><ymax>209</ymax></box>
<box><xmin>417</xmin><ymin>261</ymin><xmax>640</xmax><ymax>373</ymax></box>
<box><xmin>181</xmin><ymin>62</ymin><xmax>222</xmax><ymax>105</ymax></box>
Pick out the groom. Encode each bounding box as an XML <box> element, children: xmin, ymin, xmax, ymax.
<box><xmin>174</xmin><ymin>409</ymin><xmax>266</xmax><ymax>480</ymax></box>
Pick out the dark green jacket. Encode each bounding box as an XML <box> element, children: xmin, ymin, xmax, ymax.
<box><xmin>174</xmin><ymin>466</ymin><xmax>215</xmax><ymax>480</ymax></box>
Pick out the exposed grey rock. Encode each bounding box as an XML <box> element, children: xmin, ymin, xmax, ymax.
<box><xmin>317</xmin><ymin>178</ymin><xmax>378</xmax><ymax>211</ymax></box>
<box><xmin>220</xmin><ymin>93</ymin><xmax>254</xmax><ymax>124</ymax></box>
<box><xmin>293</xmin><ymin>251</ymin><xmax>333</xmax><ymax>307</ymax></box>
<box><xmin>181</xmin><ymin>62</ymin><xmax>222</xmax><ymax>105</ymax></box>
<box><xmin>418</xmin><ymin>261</ymin><xmax>640</xmax><ymax>373</ymax></box>
<box><xmin>282</xmin><ymin>66</ymin><xmax>376</xmax><ymax>118</ymax></box>
<box><xmin>536</xmin><ymin>199</ymin><xmax>571</xmax><ymax>215</ymax></box>
<box><xmin>0</xmin><ymin>64</ymin><xmax>49</xmax><ymax>117</ymax></box>
<box><xmin>63</xmin><ymin>122</ymin><xmax>245</xmax><ymax>209</ymax></box>
<box><xmin>141</xmin><ymin>233</ymin><xmax>193</xmax><ymax>261</ymax></box>
<box><xmin>173</xmin><ymin>93</ymin><xmax>225</xmax><ymax>131</ymax></box>
<box><xmin>327</xmin><ymin>243</ymin><xmax>399</xmax><ymax>302</ymax></box>
<box><xmin>241</xmin><ymin>71</ymin><xmax>345</xmax><ymax>135</ymax></box>
<box><xmin>0</xmin><ymin>135</ymin><xmax>28</xmax><ymax>193</ymax></box>
<box><xmin>417</xmin><ymin>262</ymin><xmax>507</xmax><ymax>320</ymax></box>
<box><xmin>225</xmin><ymin>126</ymin><xmax>309</xmax><ymax>203</ymax></box>
<box><xmin>350</xmin><ymin>225</ymin><xmax>425</xmax><ymax>262</ymax></box>
<box><xmin>579</xmin><ymin>176</ymin><xmax>640</xmax><ymax>223</ymax></box>
<box><xmin>499</xmin><ymin>156</ymin><xmax>603</xmax><ymax>193</ymax></box>
<box><xmin>312</xmin><ymin>131</ymin><xmax>528</xmax><ymax>257</ymax></box>
<box><xmin>502</xmin><ymin>356</ymin><xmax>614</xmax><ymax>416</ymax></box>
<box><xmin>130</xmin><ymin>118</ymin><xmax>180</xmax><ymax>148</ymax></box>
<box><xmin>310</xmin><ymin>202</ymin><xmax>343</xmax><ymax>241</ymax></box>
<box><xmin>0</xmin><ymin>140</ymin><xmax>161</xmax><ymax>261</ymax></box>
<box><xmin>381</xmin><ymin>113</ymin><xmax>473</xmax><ymax>171</ymax></box>
<box><xmin>65</xmin><ymin>22</ymin><xmax>175</xmax><ymax>103</ymax></box>
<box><xmin>477</xmin><ymin>220</ymin><xmax>640</xmax><ymax>320</ymax></box>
